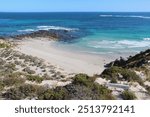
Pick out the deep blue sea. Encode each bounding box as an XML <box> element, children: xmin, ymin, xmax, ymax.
<box><xmin>0</xmin><ymin>12</ymin><xmax>150</xmax><ymax>54</ymax></box>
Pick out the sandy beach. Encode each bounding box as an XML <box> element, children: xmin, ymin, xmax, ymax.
<box><xmin>14</xmin><ymin>38</ymin><xmax>114</xmax><ymax>76</ymax></box>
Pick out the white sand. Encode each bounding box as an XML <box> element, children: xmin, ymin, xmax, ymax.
<box><xmin>15</xmin><ymin>38</ymin><xmax>114</xmax><ymax>76</ymax></box>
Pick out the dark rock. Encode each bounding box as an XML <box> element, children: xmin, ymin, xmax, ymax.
<box><xmin>105</xmin><ymin>49</ymin><xmax>150</xmax><ymax>68</ymax></box>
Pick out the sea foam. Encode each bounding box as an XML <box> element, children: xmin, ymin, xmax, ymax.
<box><xmin>18</xmin><ymin>29</ymin><xmax>35</xmax><ymax>32</ymax></box>
<box><xmin>88</xmin><ymin>39</ymin><xmax>150</xmax><ymax>49</ymax></box>
<box><xmin>18</xmin><ymin>26</ymin><xmax>78</xmax><ymax>33</ymax></box>
<box><xmin>37</xmin><ymin>26</ymin><xmax>78</xmax><ymax>31</ymax></box>
<box><xmin>143</xmin><ymin>38</ymin><xmax>150</xmax><ymax>41</ymax></box>
<box><xmin>99</xmin><ymin>15</ymin><xmax>150</xmax><ymax>19</ymax></box>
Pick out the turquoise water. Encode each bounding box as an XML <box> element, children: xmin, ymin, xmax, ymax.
<box><xmin>0</xmin><ymin>12</ymin><xmax>150</xmax><ymax>54</ymax></box>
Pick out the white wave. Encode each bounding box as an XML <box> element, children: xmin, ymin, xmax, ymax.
<box><xmin>18</xmin><ymin>26</ymin><xmax>78</xmax><ymax>33</ymax></box>
<box><xmin>37</xmin><ymin>26</ymin><xmax>78</xmax><ymax>31</ymax></box>
<box><xmin>99</xmin><ymin>15</ymin><xmax>150</xmax><ymax>19</ymax></box>
<box><xmin>126</xmin><ymin>15</ymin><xmax>150</xmax><ymax>19</ymax></box>
<box><xmin>143</xmin><ymin>38</ymin><xmax>150</xmax><ymax>41</ymax></box>
<box><xmin>99</xmin><ymin>15</ymin><xmax>113</xmax><ymax>17</ymax></box>
<box><xmin>18</xmin><ymin>29</ymin><xmax>35</xmax><ymax>32</ymax></box>
<box><xmin>117</xmin><ymin>40</ymin><xmax>150</xmax><ymax>48</ymax></box>
<box><xmin>88</xmin><ymin>40</ymin><xmax>150</xmax><ymax>49</ymax></box>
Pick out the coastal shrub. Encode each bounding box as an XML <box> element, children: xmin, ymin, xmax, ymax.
<box><xmin>43</xmin><ymin>74</ymin><xmax>53</xmax><ymax>80</ymax></box>
<box><xmin>110</xmin><ymin>78</ymin><xmax>117</xmax><ymax>83</ymax></box>
<box><xmin>7</xmin><ymin>72</ymin><xmax>25</xmax><ymax>78</ymax></box>
<box><xmin>73</xmin><ymin>73</ymin><xmax>96</xmax><ymax>87</ymax></box>
<box><xmin>64</xmin><ymin>82</ymin><xmax>115</xmax><ymax>100</ymax></box>
<box><xmin>2</xmin><ymin>77</ymin><xmax>25</xmax><ymax>87</ymax></box>
<box><xmin>1</xmin><ymin>72</ymin><xmax>26</xmax><ymax>87</ymax></box>
<box><xmin>92</xmin><ymin>83</ymin><xmax>115</xmax><ymax>100</ymax></box>
<box><xmin>38</xmin><ymin>73</ymin><xmax>114</xmax><ymax>100</ymax></box>
<box><xmin>19</xmin><ymin>54</ymin><xmax>26</xmax><ymax>59</ymax></box>
<box><xmin>23</xmin><ymin>67</ymin><xmax>36</xmax><ymax>74</ymax></box>
<box><xmin>0</xmin><ymin>58</ymin><xmax>6</xmax><ymax>65</ymax></box>
<box><xmin>101</xmin><ymin>66</ymin><xmax>143</xmax><ymax>85</ymax></box>
<box><xmin>3</xmin><ymin>63</ymin><xmax>17</xmax><ymax>73</ymax></box>
<box><xmin>145</xmin><ymin>86</ymin><xmax>150</xmax><ymax>94</ymax></box>
<box><xmin>0</xmin><ymin>81</ymin><xmax>4</xmax><ymax>91</ymax></box>
<box><xmin>3</xmin><ymin>87</ymin><xmax>23</xmax><ymax>100</ymax></box>
<box><xmin>121</xmin><ymin>90</ymin><xmax>137</xmax><ymax>100</ymax></box>
<box><xmin>14</xmin><ymin>60</ymin><xmax>22</xmax><ymax>65</ymax></box>
<box><xmin>38</xmin><ymin>87</ymin><xmax>69</xmax><ymax>100</ymax></box>
<box><xmin>62</xmin><ymin>73</ymin><xmax>115</xmax><ymax>100</ymax></box>
<box><xmin>3</xmin><ymin>84</ymin><xmax>42</xmax><ymax>100</ymax></box>
<box><xmin>18</xmin><ymin>84</ymin><xmax>40</xmax><ymax>97</ymax></box>
<box><xmin>0</xmin><ymin>72</ymin><xmax>25</xmax><ymax>88</ymax></box>
<box><xmin>2</xmin><ymin>73</ymin><xmax>115</xmax><ymax>100</ymax></box>
<box><xmin>0</xmin><ymin>43</ymin><xmax>10</xmax><ymax>48</ymax></box>
<box><xmin>138</xmin><ymin>66</ymin><xmax>150</xmax><ymax>81</ymax></box>
<box><xmin>27</xmin><ymin>75</ymin><xmax>43</xmax><ymax>83</ymax></box>
<box><xmin>4</xmin><ymin>63</ymin><xmax>16</xmax><ymax>70</ymax></box>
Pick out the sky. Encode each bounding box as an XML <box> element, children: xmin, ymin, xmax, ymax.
<box><xmin>0</xmin><ymin>0</ymin><xmax>150</xmax><ymax>12</ymax></box>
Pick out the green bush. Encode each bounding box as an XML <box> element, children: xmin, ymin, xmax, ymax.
<box><xmin>0</xmin><ymin>43</ymin><xmax>10</xmax><ymax>48</ymax></box>
<box><xmin>101</xmin><ymin>66</ymin><xmax>143</xmax><ymax>85</ymax></box>
<box><xmin>73</xmin><ymin>73</ymin><xmax>96</xmax><ymax>87</ymax></box>
<box><xmin>2</xmin><ymin>77</ymin><xmax>25</xmax><ymax>87</ymax></box>
<box><xmin>27</xmin><ymin>75</ymin><xmax>43</xmax><ymax>83</ymax></box>
<box><xmin>3</xmin><ymin>88</ymin><xmax>23</xmax><ymax>100</ymax></box>
<box><xmin>2</xmin><ymin>73</ymin><xmax>115</xmax><ymax>100</ymax></box>
<box><xmin>38</xmin><ymin>73</ymin><xmax>115</xmax><ymax>100</ymax></box>
<box><xmin>38</xmin><ymin>87</ymin><xmax>69</xmax><ymax>100</ymax></box>
<box><xmin>92</xmin><ymin>83</ymin><xmax>115</xmax><ymax>100</ymax></box>
<box><xmin>110</xmin><ymin>78</ymin><xmax>117</xmax><ymax>83</ymax></box>
<box><xmin>145</xmin><ymin>86</ymin><xmax>150</xmax><ymax>94</ymax></box>
<box><xmin>6</xmin><ymin>72</ymin><xmax>24</xmax><ymax>78</ymax></box>
<box><xmin>0</xmin><ymin>72</ymin><xmax>25</xmax><ymax>87</ymax></box>
<box><xmin>0</xmin><ymin>81</ymin><xmax>4</xmax><ymax>91</ymax></box>
<box><xmin>66</xmin><ymin>73</ymin><xmax>115</xmax><ymax>100</ymax></box>
<box><xmin>3</xmin><ymin>84</ymin><xmax>42</xmax><ymax>100</ymax></box>
<box><xmin>4</xmin><ymin>63</ymin><xmax>17</xmax><ymax>73</ymax></box>
<box><xmin>121</xmin><ymin>90</ymin><xmax>137</xmax><ymax>100</ymax></box>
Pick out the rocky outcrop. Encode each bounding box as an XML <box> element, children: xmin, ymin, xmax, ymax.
<box><xmin>12</xmin><ymin>30</ymin><xmax>78</xmax><ymax>41</ymax></box>
<box><xmin>106</xmin><ymin>49</ymin><xmax>150</xmax><ymax>68</ymax></box>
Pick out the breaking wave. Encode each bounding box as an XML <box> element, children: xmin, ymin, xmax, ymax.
<box><xmin>18</xmin><ymin>26</ymin><xmax>78</xmax><ymax>33</ymax></box>
<box><xmin>88</xmin><ymin>39</ymin><xmax>150</xmax><ymax>49</ymax></box>
<box><xmin>143</xmin><ymin>38</ymin><xmax>150</xmax><ymax>41</ymax></box>
<box><xmin>18</xmin><ymin>29</ymin><xmax>35</xmax><ymax>32</ymax></box>
<box><xmin>99</xmin><ymin>15</ymin><xmax>150</xmax><ymax>19</ymax></box>
<box><xmin>37</xmin><ymin>26</ymin><xmax>78</xmax><ymax>31</ymax></box>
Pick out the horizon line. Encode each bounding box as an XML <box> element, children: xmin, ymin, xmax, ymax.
<box><xmin>0</xmin><ymin>11</ymin><xmax>150</xmax><ymax>13</ymax></box>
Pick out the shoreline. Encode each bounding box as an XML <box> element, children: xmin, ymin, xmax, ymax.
<box><xmin>14</xmin><ymin>38</ymin><xmax>116</xmax><ymax>76</ymax></box>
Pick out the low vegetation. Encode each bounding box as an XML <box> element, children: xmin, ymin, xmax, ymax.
<box><xmin>27</xmin><ymin>75</ymin><xmax>43</xmax><ymax>83</ymax></box>
<box><xmin>0</xmin><ymin>72</ymin><xmax>25</xmax><ymax>88</ymax></box>
<box><xmin>0</xmin><ymin>43</ymin><xmax>10</xmax><ymax>48</ymax></box>
<box><xmin>3</xmin><ymin>84</ymin><xmax>42</xmax><ymax>100</ymax></box>
<box><xmin>101</xmin><ymin>66</ymin><xmax>143</xmax><ymax>85</ymax></box>
<box><xmin>73</xmin><ymin>74</ymin><xmax>96</xmax><ymax>87</ymax></box>
<box><xmin>38</xmin><ymin>87</ymin><xmax>69</xmax><ymax>100</ymax></box>
<box><xmin>0</xmin><ymin>81</ymin><xmax>4</xmax><ymax>91</ymax></box>
<box><xmin>66</xmin><ymin>73</ymin><xmax>115</xmax><ymax>100</ymax></box>
<box><xmin>1</xmin><ymin>73</ymin><xmax>115</xmax><ymax>100</ymax></box>
<box><xmin>145</xmin><ymin>86</ymin><xmax>150</xmax><ymax>94</ymax></box>
<box><xmin>121</xmin><ymin>90</ymin><xmax>137</xmax><ymax>100</ymax></box>
<box><xmin>2</xmin><ymin>77</ymin><xmax>25</xmax><ymax>87</ymax></box>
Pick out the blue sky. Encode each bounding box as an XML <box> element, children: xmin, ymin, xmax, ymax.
<box><xmin>0</xmin><ymin>0</ymin><xmax>150</xmax><ymax>12</ymax></box>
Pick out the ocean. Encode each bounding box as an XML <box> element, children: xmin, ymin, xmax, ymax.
<box><xmin>0</xmin><ymin>12</ymin><xmax>150</xmax><ymax>54</ymax></box>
